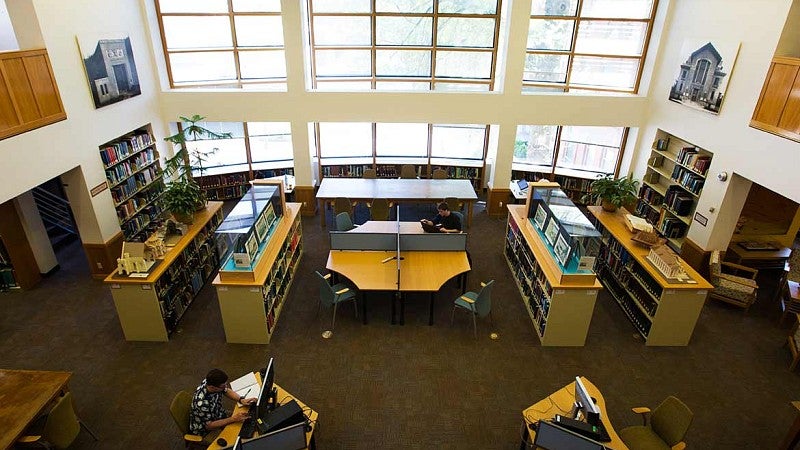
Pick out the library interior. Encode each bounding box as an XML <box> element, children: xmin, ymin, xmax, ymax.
<box><xmin>2</xmin><ymin>0</ymin><xmax>800</xmax><ymax>449</ymax></box>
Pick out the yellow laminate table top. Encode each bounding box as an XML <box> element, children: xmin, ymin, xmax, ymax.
<box><xmin>0</xmin><ymin>369</ymin><xmax>72</xmax><ymax>450</ymax></box>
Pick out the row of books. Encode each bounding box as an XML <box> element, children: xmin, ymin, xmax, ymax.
<box><xmin>670</xmin><ymin>166</ymin><xmax>705</xmax><ymax>195</ymax></box>
<box><xmin>554</xmin><ymin>175</ymin><xmax>592</xmax><ymax>192</ymax></box>
<box><xmin>635</xmin><ymin>199</ymin><xmax>660</xmax><ymax>224</ymax></box>
<box><xmin>638</xmin><ymin>184</ymin><xmax>664</xmax><ymax>206</ymax></box>
<box><xmin>434</xmin><ymin>166</ymin><xmax>480</xmax><ymax>179</ymax></box>
<box><xmin>206</xmin><ymin>185</ymin><xmax>249</xmax><ymax>200</ymax></box>
<box><xmin>111</xmin><ymin>167</ymin><xmax>161</xmax><ymax>205</ymax></box>
<box><xmin>664</xmin><ymin>186</ymin><xmax>694</xmax><ymax>216</ymax></box>
<box><xmin>198</xmin><ymin>172</ymin><xmax>248</xmax><ymax>188</ymax></box>
<box><xmin>659</xmin><ymin>217</ymin><xmax>687</xmax><ymax>238</ymax></box>
<box><xmin>676</xmin><ymin>147</ymin><xmax>711</xmax><ymax>175</ymax></box>
<box><xmin>322</xmin><ymin>165</ymin><xmax>371</xmax><ymax>177</ymax></box>
<box><xmin>596</xmin><ymin>258</ymin><xmax>653</xmax><ymax>337</ymax></box>
<box><xmin>254</xmin><ymin>168</ymin><xmax>294</xmax><ymax>179</ymax></box>
<box><xmin>105</xmin><ymin>148</ymin><xmax>156</xmax><ymax>186</ymax></box>
<box><xmin>99</xmin><ymin>133</ymin><xmax>154</xmax><ymax>167</ymax></box>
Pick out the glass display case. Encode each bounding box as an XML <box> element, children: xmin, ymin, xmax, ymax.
<box><xmin>216</xmin><ymin>184</ymin><xmax>283</xmax><ymax>272</ymax></box>
<box><xmin>527</xmin><ymin>186</ymin><xmax>601</xmax><ymax>273</ymax></box>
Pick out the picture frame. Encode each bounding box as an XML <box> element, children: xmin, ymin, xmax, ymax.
<box><xmin>76</xmin><ymin>33</ymin><xmax>142</xmax><ymax>109</ymax></box>
<box><xmin>255</xmin><ymin>213</ymin><xmax>268</xmax><ymax>243</ymax></box>
<box><xmin>544</xmin><ymin>216</ymin><xmax>560</xmax><ymax>246</ymax></box>
<box><xmin>553</xmin><ymin>232</ymin><xmax>573</xmax><ymax>267</ymax></box>
<box><xmin>245</xmin><ymin>232</ymin><xmax>258</xmax><ymax>261</ymax></box>
<box><xmin>264</xmin><ymin>203</ymin><xmax>277</xmax><ymax>229</ymax></box>
<box><xmin>668</xmin><ymin>39</ymin><xmax>741</xmax><ymax>115</ymax></box>
<box><xmin>533</xmin><ymin>201</ymin><xmax>548</xmax><ymax>231</ymax></box>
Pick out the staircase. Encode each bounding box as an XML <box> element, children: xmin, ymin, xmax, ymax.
<box><xmin>32</xmin><ymin>184</ymin><xmax>78</xmax><ymax>249</ymax></box>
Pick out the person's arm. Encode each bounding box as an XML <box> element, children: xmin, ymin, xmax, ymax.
<box><xmin>225</xmin><ymin>386</ymin><xmax>256</xmax><ymax>405</ymax></box>
<box><xmin>439</xmin><ymin>215</ymin><xmax>461</xmax><ymax>233</ymax></box>
<box><xmin>204</xmin><ymin>411</ymin><xmax>249</xmax><ymax>431</ymax></box>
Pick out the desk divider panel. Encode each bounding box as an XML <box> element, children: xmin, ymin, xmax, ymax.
<box><xmin>330</xmin><ymin>232</ymin><xmax>397</xmax><ymax>251</ymax></box>
<box><xmin>399</xmin><ymin>233</ymin><xmax>467</xmax><ymax>251</ymax></box>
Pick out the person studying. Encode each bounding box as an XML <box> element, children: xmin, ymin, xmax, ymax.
<box><xmin>421</xmin><ymin>202</ymin><xmax>462</xmax><ymax>233</ymax></box>
<box><xmin>189</xmin><ymin>369</ymin><xmax>258</xmax><ymax>440</ymax></box>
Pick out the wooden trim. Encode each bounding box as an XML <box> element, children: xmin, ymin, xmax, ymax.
<box><xmin>679</xmin><ymin>237</ymin><xmax>711</xmax><ymax>278</ymax></box>
<box><xmin>486</xmin><ymin>187</ymin><xmax>510</xmax><ymax>217</ymax></box>
<box><xmin>0</xmin><ymin>200</ymin><xmax>41</xmax><ymax>289</ymax></box>
<box><xmin>294</xmin><ymin>186</ymin><xmax>317</xmax><ymax>216</ymax></box>
<box><xmin>83</xmin><ymin>231</ymin><xmax>125</xmax><ymax>279</ymax></box>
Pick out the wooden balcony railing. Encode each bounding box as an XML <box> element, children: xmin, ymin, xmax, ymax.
<box><xmin>751</xmin><ymin>56</ymin><xmax>800</xmax><ymax>143</ymax></box>
<box><xmin>0</xmin><ymin>48</ymin><xmax>66</xmax><ymax>141</ymax></box>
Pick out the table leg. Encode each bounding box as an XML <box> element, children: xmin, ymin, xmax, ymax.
<box><xmin>308</xmin><ymin>432</ymin><xmax>317</xmax><ymax>450</ymax></box>
<box><xmin>391</xmin><ymin>291</ymin><xmax>397</xmax><ymax>325</ymax></box>
<box><xmin>361</xmin><ymin>292</ymin><xmax>368</xmax><ymax>325</ymax></box>
<box><xmin>399</xmin><ymin>292</ymin><xmax>405</xmax><ymax>326</ymax></box>
<box><xmin>428</xmin><ymin>292</ymin><xmax>435</xmax><ymax>326</ymax></box>
<box><xmin>466</xmin><ymin>201</ymin><xmax>473</xmax><ymax>228</ymax></box>
<box><xmin>319</xmin><ymin>199</ymin><xmax>326</xmax><ymax>227</ymax></box>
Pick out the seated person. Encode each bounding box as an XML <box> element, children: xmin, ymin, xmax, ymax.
<box><xmin>189</xmin><ymin>368</ymin><xmax>257</xmax><ymax>437</ymax></box>
<box><xmin>421</xmin><ymin>202</ymin><xmax>462</xmax><ymax>233</ymax></box>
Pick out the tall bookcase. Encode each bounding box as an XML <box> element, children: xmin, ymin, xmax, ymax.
<box><xmin>505</xmin><ymin>205</ymin><xmax>602</xmax><ymax>346</ymax></box>
<box><xmin>636</xmin><ymin>130</ymin><xmax>713</xmax><ymax>251</ymax></box>
<box><xmin>214</xmin><ymin>203</ymin><xmax>303</xmax><ymax>344</ymax></box>
<box><xmin>99</xmin><ymin>124</ymin><xmax>165</xmax><ymax>242</ymax></box>
<box><xmin>103</xmin><ymin>203</ymin><xmax>224</xmax><ymax>341</ymax></box>
<box><xmin>195</xmin><ymin>167</ymin><xmax>294</xmax><ymax>201</ymax></box>
<box><xmin>587</xmin><ymin>206</ymin><xmax>712</xmax><ymax>346</ymax></box>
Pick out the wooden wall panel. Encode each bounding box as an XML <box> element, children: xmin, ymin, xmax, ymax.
<box><xmin>753</xmin><ymin>63</ymin><xmax>797</xmax><ymax>126</ymax></box>
<box><xmin>778</xmin><ymin>73</ymin><xmax>800</xmax><ymax>134</ymax></box>
<box><xmin>486</xmin><ymin>187</ymin><xmax>510</xmax><ymax>217</ymax></box>
<box><xmin>294</xmin><ymin>186</ymin><xmax>317</xmax><ymax>216</ymax></box>
<box><xmin>0</xmin><ymin>200</ymin><xmax>41</xmax><ymax>289</ymax></box>
<box><xmin>0</xmin><ymin>69</ymin><xmax>20</xmax><ymax>130</ymax></box>
<box><xmin>83</xmin><ymin>232</ymin><xmax>124</xmax><ymax>279</ymax></box>
<box><xmin>2</xmin><ymin>57</ymin><xmax>39</xmax><ymax>122</ymax></box>
<box><xmin>23</xmin><ymin>54</ymin><xmax>62</xmax><ymax>117</ymax></box>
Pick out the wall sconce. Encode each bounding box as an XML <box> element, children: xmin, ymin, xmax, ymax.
<box><xmin>717</xmin><ymin>171</ymin><xmax>728</xmax><ymax>182</ymax></box>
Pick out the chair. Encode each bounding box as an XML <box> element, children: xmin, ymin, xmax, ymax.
<box><xmin>400</xmin><ymin>164</ymin><xmax>417</xmax><ymax>179</ymax></box>
<box><xmin>169</xmin><ymin>390</ymin><xmax>208</xmax><ymax>448</ymax></box>
<box><xmin>619</xmin><ymin>396</ymin><xmax>693</xmax><ymax>450</ymax></box>
<box><xmin>775</xmin><ymin>262</ymin><xmax>800</xmax><ymax>326</ymax></box>
<box><xmin>443</xmin><ymin>196</ymin><xmax>463</xmax><ymax>212</ymax></box>
<box><xmin>367</xmin><ymin>198</ymin><xmax>392</xmax><ymax>221</ymax></box>
<box><xmin>786</xmin><ymin>313</ymin><xmax>800</xmax><ymax>371</ymax></box>
<box><xmin>451</xmin><ymin>211</ymin><xmax>464</xmax><ymax>232</ymax></box>
<box><xmin>333</xmin><ymin>197</ymin><xmax>355</xmax><ymax>217</ymax></box>
<box><xmin>432</xmin><ymin>168</ymin><xmax>448</xmax><ymax>179</ymax></box>
<box><xmin>707</xmin><ymin>250</ymin><xmax>759</xmax><ymax>311</ymax></box>
<box><xmin>451</xmin><ymin>280</ymin><xmax>494</xmax><ymax>339</ymax></box>
<box><xmin>18</xmin><ymin>392</ymin><xmax>99</xmax><ymax>449</ymax></box>
<box><xmin>335</xmin><ymin>212</ymin><xmax>356</xmax><ymax>231</ymax></box>
<box><xmin>363</xmin><ymin>168</ymin><xmax>377</xmax><ymax>179</ymax></box>
<box><xmin>315</xmin><ymin>270</ymin><xmax>358</xmax><ymax>330</ymax></box>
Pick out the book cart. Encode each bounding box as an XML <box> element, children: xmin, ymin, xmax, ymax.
<box><xmin>505</xmin><ymin>182</ymin><xmax>602</xmax><ymax>346</ymax></box>
<box><xmin>213</xmin><ymin>180</ymin><xmax>303</xmax><ymax>344</ymax></box>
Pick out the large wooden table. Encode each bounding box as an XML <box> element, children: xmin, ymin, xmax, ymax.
<box><xmin>0</xmin><ymin>369</ymin><xmax>72</xmax><ymax>450</ymax></box>
<box><xmin>726</xmin><ymin>242</ymin><xmax>792</xmax><ymax>270</ymax></box>
<box><xmin>316</xmin><ymin>178</ymin><xmax>478</xmax><ymax>227</ymax></box>
<box><xmin>521</xmin><ymin>377</ymin><xmax>628</xmax><ymax>450</ymax></box>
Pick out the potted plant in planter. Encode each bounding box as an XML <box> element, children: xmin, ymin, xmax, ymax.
<box><xmin>162</xmin><ymin>115</ymin><xmax>231</xmax><ymax>224</ymax></box>
<box><xmin>582</xmin><ymin>173</ymin><xmax>640</xmax><ymax>212</ymax></box>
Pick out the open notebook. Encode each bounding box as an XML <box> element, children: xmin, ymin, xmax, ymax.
<box><xmin>230</xmin><ymin>372</ymin><xmax>259</xmax><ymax>400</ymax></box>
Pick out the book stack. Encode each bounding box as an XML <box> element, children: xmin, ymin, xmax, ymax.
<box><xmin>664</xmin><ymin>186</ymin><xmax>694</xmax><ymax>216</ymax></box>
<box><xmin>670</xmin><ymin>166</ymin><xmax>705</xmax><ymax>194</ymax></box>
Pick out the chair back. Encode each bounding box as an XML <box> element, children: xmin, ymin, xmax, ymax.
<box><xmin>334</xmin><ymin>197</ymin><xmax>353</xmax><ymax>216</ymax></box>
<box><xmin>335</xmin><ymin>212</ymin><xmax>355</xmax><ymax>231</ymax></box>
<box><xmin>42</xmin><ymin>392</ymin><xmax>81</xmax><ymax>449</ymax></box>
<box><xmin>473</xmin><ymin>280</ymin><xmax>494</xmax><ymax>318</ymax></box>
<box><xmin>370</xmin><ymin>198</ymin><xmax>390</xmax><ymax>221</ymax></box>
<box><xmin>451</xmin><ymin>211</ymin><xmax>464</xmax><ymax>231</ymax></box>
<box><xmin>315</xmin><ymin>271</ymin><xmax>336</xmax><ymax>308</ymax></box>
<box><xmin>400</xmin><ymin>164</ymin><xmax>417</xmax><ymax>179</ymax></box>
<box><xmin>432</xmin><ymin>168</ymin><xmax>448</xmax><ymax>179</ymax></box>
<box><xmin>170</xmin><ymin>390</ymin><xmax>194</xmax><ymax>436</ymax></box>
<box><xmin>443</xmin><ymin>196</ymin><xmax>462</xmax><ymax>212</ymax></box>
<box><xmin>650</xmin><ymin>396</ymin><xmax>693</xmax><ymax>446</ymax></box>
<box><xmin>363</xmin><ymin>168</ymin><xmax>377</xmax><ymax>179</ymax></box>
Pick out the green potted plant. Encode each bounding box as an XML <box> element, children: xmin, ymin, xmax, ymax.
<box><xmin>162</xmin><ymin>115</ymin><xmax>231</xmax><ymax>223</ymax></box>
<box><xmin>582</xmin><ymin>173</ymin><xmax>640</xmax><ymax>212</ymax></box>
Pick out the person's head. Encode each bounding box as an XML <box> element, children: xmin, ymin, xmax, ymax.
<box><xmin>437</xmin><ymin>202</ymin><xmax>451</xmax><ymax>217</ymax></box>
<box><xmin>205</xmin><ymin>369</ymin><xmax>229</xmax><ymax>392</ymax></box>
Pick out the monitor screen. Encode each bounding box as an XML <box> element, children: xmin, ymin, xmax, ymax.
<box><xmin>241</xmin><ymin>422</ymin><xmax>307</xmax><ymax>450</ymax></box>
<box><xmin>574</xmin><ymin>376</ymin><xmax>601</xmax><ymax>425</ymax></box>
<box><xmin>533</xmin><ymin>420</ymin><xmax>605</xmax><ymax>450</ymax></box>
<box><xmin>257</xmin><ymin>358</ymin><xmax>275</xmax><ymax>418</ymax></box>
<box><xmin>517</xmin><ymin>179</ymin><xmax>529</xmax><ymax>191</ymax></box>
<box><xmin>219</xmin><ymin>436</ymin><xmax>242</xmax><ymax>450</ymax></box>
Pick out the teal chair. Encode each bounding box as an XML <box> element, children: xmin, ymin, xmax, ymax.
<box><xmin>315</xmin><ymin>271</ymin><xmax>358</xmax><ymax>330</ymax></box>
<box><xmin>451</xmin><ymin>211</ymin><xmax>464</xmax><ymax>232</ymax></box>
<box><xmin>451</xmin><ymin>280</ymin><xmax>494</xmax><ymax>339</ymax></box>
<box><xmin>335</xmin><ymin>212</ymin><xmax>356</xmax><ymax>231</ymax></box>
<box><xmin>619</xmin><ymin>396</ymin><xmax>693</xmax><ymax>450</ymax></box>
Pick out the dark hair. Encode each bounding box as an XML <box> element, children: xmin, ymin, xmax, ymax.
<box><xmin>437</xmin><ymin>202</ymin><xmax>450</xmax><ymax>211</ymax></box>
<box><xmin>206</xmin><ymin>369</ymin><xmax>228</xmax><ymax>387</ymax></box>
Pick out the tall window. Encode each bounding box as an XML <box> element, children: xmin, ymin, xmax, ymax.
<box><xmin>307</xmin><ymin>0</ymin><xmax>503</xmax><ymax>91</ymax></box>
<box><xmin>248</xmin><ymin>122</ymin><xmax>293</xmax><ymax>170</ymax></box>
<box><xmin>514</xmin><ymin>125</ymin><xmax>625</xmax><ymax>177</ymax></box>
<box><xmin>693</xmin><ymin>59</ymin><xmax>710</xmax><ymax>84</ymax></box>
<box><xmin>524</xmin><ymin>0</ymin><xmax>657</xmax><ymax>93</ymax></box>
<box><xmin>189</xmin><ymin>122</ymin><xmax>248</xmax><ymax>175</ymax></box>
<box><xmin>155</xmin><ymin>0</ymin><xmax>286</xmax><ymax>89</ymax></box>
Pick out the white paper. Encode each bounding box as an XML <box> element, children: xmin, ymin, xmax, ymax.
<box><xmin>230</xmin><ymin>372</ymin><xmax>258</xmax><ymax>398</ymax></box>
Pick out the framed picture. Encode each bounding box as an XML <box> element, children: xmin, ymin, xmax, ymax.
<box><xmin>76</xmin><ymin>33</ymin><xmax>142</xmax><ymax>109</ymax></box>
<box><xmin>533</xmin><ymin>201</ymin><xmax>548</xmax><ymax>230</ymax></box>
<box><xmin>245</xmin><ymin>233</ymin><xmax>258</xmax><ymax>261</ymax></box>
<box><xmin>264</xmin><ymin>203</ymin><xmax>276</xmax><ymax>228</ymax></box>
<box><xmin>255</xmin><ymin>213</ymin><xmax>268</xmax><ymax>243</ymax></box>
<box><xmin>553</xmin><ymin>232</ymin><xmax>573</xmax><ymax>267</ymax></box>
<box><xmin>668</xmin><ymin>39</ymin><xmax>741</xmax><ymax>115</ymax></box>
<box><xmin>544</xmin><ymin>216</ymin><xmax>560</xmax><ymax>246</ymax></box>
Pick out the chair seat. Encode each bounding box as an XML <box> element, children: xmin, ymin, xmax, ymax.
<box><xmin>714</xmin><ymin>277</ymin><xmax>756</xmax><ymax>302</ymax></box>
<box><xmin>454</xmin><ymin>292</ymin><xmax>478</xmax><ymax>312</ymax></box>
<box><xmin>620</xmin><ymin>425</ymin><xmax>672</xmax><ymax>450</ymax></box>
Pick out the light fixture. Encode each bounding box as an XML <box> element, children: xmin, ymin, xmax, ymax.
<box><xmin>717</xmin><ymin>171</ymin><xmax>728</xmax><ymax>182</ymax></box>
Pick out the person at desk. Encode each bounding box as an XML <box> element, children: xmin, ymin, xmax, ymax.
<box><xmin>189</xmin><ymin>368</ymin><xmax>257</xmax><ymax>437</ymax></box>
<box><xmin>421</xmin><ymin>202</ymin><xmax>462</xmax><ymax>233</ymax></box>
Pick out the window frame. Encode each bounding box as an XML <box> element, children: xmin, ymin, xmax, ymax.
<box><xmin>523</xmin><ymin>0</ymin><xmax>659</xmax><ymax>94</ymax></box>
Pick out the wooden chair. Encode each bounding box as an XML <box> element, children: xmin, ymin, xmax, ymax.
<box><xmin>432</xmin><ymin>168</ymin><xmax>448</xmax><ymax>179</ymax></box>
<box><xmin>400</xmin><ymin>164</ymin><xmax>417</xmax><ymax>179</ymax></box>
<box><xmin>707</xmin><ymin>250</ymin><xmax>759</xmax><ymax>311</ymax></box>
<box><xmin>787</xmin><ymin>313</ymin><xmax>800</xmax><ymax>371</ymax></box>
<box><xmin>363</xmin><ymin>168</ymin><xmax>377</xmax><ymax>179</ymax></box>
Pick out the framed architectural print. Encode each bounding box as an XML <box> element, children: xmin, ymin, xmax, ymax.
<box><xmin>533</xmin><ymin>201</ymin><xmax>548</xmax><ymax>230</ymax></box>
<box><xmin>544</xmin><ymin>216</ymin><xmax>560</xmax><ymax>246</ymax></box>
<box><xmin>668</xmin><ymin>39</ymin><xmax>741</xmax><ymax>115</ymax></box>
<box><xmin>553</xmin><ymin>232</ymin><xmax>572</xmax><ymax>267</ymax></box>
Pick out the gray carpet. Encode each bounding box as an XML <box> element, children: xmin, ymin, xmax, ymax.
<box><xmin>0</xmin><ymin>202</ymin><xmax>798</xmax><ymax>449</ymax></box>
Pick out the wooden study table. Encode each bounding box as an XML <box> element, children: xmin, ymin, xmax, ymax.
<box><xmin>521</xmin><ymin>377</ymin><xmax>627</xmax><ymax>450</ymax></box>
<box><xmin>0</xmin><ymin>369</ymin><xmax>72</xmax><ymax>450</ymax></box>
<box><xmin>315</xmin><ymin>178</ymin><xmax>478</xmax><ymax>227</ymax></box>
<box><xmin>726</xmin><ymin>242</ymin><xmax>792</xmax><ymax>270</ymax></box>
<box><xmin>208</xmin><ymin>376</ymin><xmax>318</xmax><ymax>450</ymax></box>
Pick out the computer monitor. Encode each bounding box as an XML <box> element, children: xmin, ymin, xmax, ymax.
<box><xmin>517</xmin><ymin>179</ymin><xmax>529</xmax><ymax>192</ymax></box>
<box><xmin>533</xmin><ymin>420</ymin><xmax>605</xmax><ymax>450</ymax></box>
<box><xmin>219</xmin><ymin>436</ymin><xmax>242</xmax><ymax>450</ymax></box>
<box><xmin>240</xmin><ymin>422</ymin><xmax>307</xmax><ymax>450</ymax></box>
<box><xmin>574</xmin><ymin>376</ymin><xmax>601</xmax><ymax>425</ymax></box>
<box><xmin>257</xmin><ymin>358</ymin><xmax>276</xmax><ymax>418</ymax></box>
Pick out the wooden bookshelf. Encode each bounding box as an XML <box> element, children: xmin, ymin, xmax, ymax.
<box><xmin>505</xmin><ymin>205</ymin><xmax>602</xmax><ymax>346</ymax></box>
<box><xmin>588</xmin><ymin>206</ymin><xmax>712</xmax><ymax>346</ymax></box>
<box><xmin>99</xmin><ymin>124</ymin><xmax>165</xmax><ymax>242</ymax></box>
<box><xmin>194</xmin><ymin>167</ymin><xmax>295</xmax><ymax>201</ymax></box>
<box><xmin>512</xmin><ymin>169</ymin><xmax>596</xmax><ymax>205</ymax></box>
<box><xmin>636</xmin><ymin>130</ymin><xmax>713</xmax><ymax>251</ymax></box>
<box><xmin>103</xmin><ymin>202</ymin><xmax>224</xmax><ymax>341</ymax></box>
<box><xmin>213</xmin><ymin>203</ymin><xmax>303</xmax><ymax>344</ymax></box>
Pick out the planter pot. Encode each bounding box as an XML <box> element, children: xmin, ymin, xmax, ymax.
<box><xmin>173</xmin><ymin>211</ymin><xmax>194</xmax><ymax>225</ymax></box>
<box><xmin>601</xmin><ymin>200</ymin><xmax>618</xmax><ymax>212</ymax></box>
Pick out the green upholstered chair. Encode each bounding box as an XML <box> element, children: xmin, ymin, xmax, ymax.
<box><xmin>451</xmin><ymin>280</ymin><xmax>494</xmax><ymax>339</ymax></box>
<box><xmin>400</xmin><ymin>164</ymin><xmax>417</xmax><ymax>179</ymax></box>
<box><xmin>335</xmin><ymin>212</ymin><xmax>356</xmax><ymax>231</ymax></box>
<box><xmin>619</xmin><ymin>396</ymin><xmax>693</xmax><ymax>450</ymax></box>
<box><xmin>367</xmin><ymin>198</ymin><xmax>392</xmax><ymax>221</ymax></box>
<box><xmin>315</xmin><ymin>271</ymin><xmax>358</xmax><ymax>330</ymax></box>
<box><xmin>363</xmin><ymin>168</ymin><xmax>377</xmax><ymax>179</ymax></box>
<box><xmin>443</xmin><ymin>196</ymin><xmax>463</xmax><ymax>212</ymax></box>
<box><xmin>18</xmin><ymin>391</ymin><xmax>98</xmax><ymax>449</ymax></box>
<box><xmin>432</xmin><ymin>168</ymin><xmax>448</xmax><ymax>179</ymax></box>
<box><xmin>170</xmin><ymin>390</ymin><xmax>220</xmax><ymax>448</ymax></box>
<box><xmin>707</xmin><ymin>250</ymin><xmax>759</xmax><ymax>311</ymax></box>
<box><xmin>451</xmin><ymin>211</ymin><xmax>464</xmax><ymax>232</ymax></box>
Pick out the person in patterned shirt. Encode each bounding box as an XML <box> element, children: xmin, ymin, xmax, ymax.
<box><xmin>189</xmin><ymin>369</ymin><xmax>257</xmax><ymax>437</ymax></box>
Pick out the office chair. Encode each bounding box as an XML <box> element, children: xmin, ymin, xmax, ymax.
<box><xmin>432</xmin><ymin>168</ymin><xmax>448</xmax><ymax>179</ymax></box>
<box><xmin>367</xmin><ymin>198</ymin><xmax>392</xmax><ymax>221</ymax></box>
<box><xmin>620</xmin><ymin>396</ymin><xmax>693</xmax><ymax>450</ymax></box>
<box><xmin>707</xmin><ymin>250</ymin><xmax>759</xmax><ymax>311</ymax></box>
<box><xmin>170</xmin><ymin>390</ymin><xmax>216</xmax><ymax>448</ymax></box>
<box><xmin>400</xmin><ymin>164</ymin><xmax>417</xmax><ymax>179</ymax></box>
<box><xmin>451</xmin><ymin>211</ymin><xmax>464</xmax><ymax>232</ymax></box>
<box><xmin>333</xmin><ymin>197</ymin><xmax>356</xmax><ymax>217</ymax></box>
<box><xmin>363</xmin><ymin>168</ymin><xmax>377</xmax><ymax>179</ymax></box>
<box><xmin>17</xmin><ymin>392</ymin><xmax>99</xmax><ymax>449</ymax></box>
<box><xmin>443</xmin><ymin>196</ymin><xmax>463</xmax><ymax>212</ymax></box>
<box><xmin>451</xmin><ymin>279</ymin><xmax>494</xmax><ymax>339</ymax></box>
<box><xmin>315</xmin><ymin>270</ymin><xmax>358</xmax><ymax>330</ymax></box>
<box><xmin>335</xmin><ymin>212</ymin><xmax>357</xmax><ymax>231</ymax></box>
